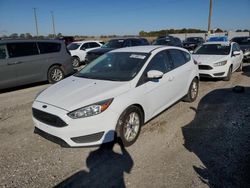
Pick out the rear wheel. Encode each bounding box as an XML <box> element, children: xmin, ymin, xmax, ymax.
<box><xmin>116</xmin><ymin>106</ymin><xmax>143</xmax><ymax>147</ymax></box>
<box><xmin>72</xmin><ymin>57</ymin><xmax>80</xmax><ymax>68</ymax></box>
<box><xmin>48</xmin><ymin>65</ymin><xmax>64</xmax><ymax>84</ymax></box>
<box><xmin>183</xmin><ymin>78</ymin><xmax>199</xmax><ymax>102</ymax></box>
<box><xmin>223</xmin><ymin>66</ymin><xmax>232</xmax><ymax>81</ymax></box>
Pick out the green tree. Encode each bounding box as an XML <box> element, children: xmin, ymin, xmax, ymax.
<box><xmin>25</xmin><ymin>33</ymin><xmax>32</xmax><ymax>39</ymax></box>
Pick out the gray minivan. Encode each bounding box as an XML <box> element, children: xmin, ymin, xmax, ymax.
<box><xmin>0</xmin><ymin>39</ymin><xmax>73</xmax><ymax>90</ymax></box>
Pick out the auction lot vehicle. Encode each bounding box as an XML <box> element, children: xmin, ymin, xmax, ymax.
<box><xmin>153</xmin><ymin>36</ymin><xmax>183</xmax><ymax>47</ymax></box>
<box><xmin>32</xmin><ymin>45</ymin><xmax>199</xmax><ymax>147</ymax></box>
<box><xmin>231</xmin><ymin>36</ymin><xmax>250</xmax><ymax>62</ymax></box>
<box><xmin>0</xmin><ymin>40</ymin><xmax>73</xmax><ymax>90</ymax></box>
<box><xmin>67</xmin><ymin>41</ymin><xmax>103</xmax><ymax>67</ymax></box>
<box><xmin>85</xmin><ymin>38</ymin><xmax>149</xmax><ymax>63</ymax></box>
<box><xmin>207</xmin><ymin>36</ymin><xmax>228</xmax><ymax>42</ymax></box>
<box><xmin>192</xmin><ymin>42</ymin><xmax>243</xmax><ymax>81</ymax></box>
<box><xmin>183</xmin><ymin>37</ymin><xmax>204</xmax><ymax>51</ymax></box>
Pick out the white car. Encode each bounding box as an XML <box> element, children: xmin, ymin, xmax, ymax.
<box><xmin>67</xmin><ymin>41</ymin><xmax>103</xmax><ymax>67</ymax></box>
<box><xmin>192</xmin><ymin>42</ymin><xmax>243</xmax><ymax>81</ymax></box>
<box><xmin>32</xmin><ymin>46</ymin><xmax>199</xmax><ymax>147</ymax></box>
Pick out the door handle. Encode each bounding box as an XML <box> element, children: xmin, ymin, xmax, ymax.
<box><xmin>7</xmin><ymin>61</ymin><xmax>23</xmax><ymax>65</ymax></box>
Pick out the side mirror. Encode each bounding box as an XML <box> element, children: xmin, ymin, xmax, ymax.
<box><xmin>190</xmin><ymin>50</ymin><xmax>194</xmax><ymax>54</ymax></box>
<box><xmin>147</xmin><ymin>70</ymin><xmax>164</xmax><ymax>79</ymax></box>
<box><xmin>233</xmin><ymin>51</ymin><xmax>240</xmax><ymax>56</ymax></box>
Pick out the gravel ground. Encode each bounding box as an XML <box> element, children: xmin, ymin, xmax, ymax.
<box><xmin>0</xmin><ymin>64</ymin><xmax>250</xmax><ymax>188</ymax></box>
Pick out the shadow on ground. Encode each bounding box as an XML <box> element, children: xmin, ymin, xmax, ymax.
<box><xmin>55</xmin><ymin>134</ymin><xmax>133</xmax><ymax>188</ymax></box>
<box><xmin>242</xmin><ymin>64</ymin><xmax>250</xmax><ymax>77</ymax></box>
<box><xmin>182</xmin><ymin>86</ymin><xmax>250</xmax><ymax>187</ymax></box>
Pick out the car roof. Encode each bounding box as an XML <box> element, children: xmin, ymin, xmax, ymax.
<box><xmin>203</xmin><ymin>41</ymin><xmax>232</xmax><ymax>45</ymax></box>
<box><xmin>0</xmin><ymin>39</ymin><xmax>63</xmax><ymax>44</ymax></box>
<box><xmin>72</xmin><ymin>40</ymin><xmax>101</xmax><ymax>44</ymax></box>
<box><xmin>110</xmin><ymin>45</ymin><xmax>182</xmax><ymax>53</ymax></box>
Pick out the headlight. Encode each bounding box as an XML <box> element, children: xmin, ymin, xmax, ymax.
<box><xmin>214</xmin><ymin>61</ymin><xmax>227</xmax><ymax>67</ymax></box>
<box><xmin>67</xmin><ymin>98</ymin><xmax>113</xmax><ymax>119</ymax></box>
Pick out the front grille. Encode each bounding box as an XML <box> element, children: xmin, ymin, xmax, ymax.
<box><xmin>198</xmin><ymin>65</ymin><xmax>213</xmax><ymax>70</ymax></box>
<box><xmin>32</xmin><ymin>108</ymin><xmax>67</xmax><ymax>127</ymax></box>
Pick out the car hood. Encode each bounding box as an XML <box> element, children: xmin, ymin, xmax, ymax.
<box><xmin>88</xmin><ymin>47</ymin><xmax>114</xmax><ymax>55</ymax></box>
<box><xmin>36</xmin><ymin>76</ymin><xmax>131</xmax><ymax>111</ymax></box>
<box><xmin>192</xmin><ymin>54</ymin><xmax>228</xmax><ymax>64</ymax></box>
<box><xmin>183</xmin><ymin>42</ymin><xmax>198</xmax><ymax>45</ymax></box>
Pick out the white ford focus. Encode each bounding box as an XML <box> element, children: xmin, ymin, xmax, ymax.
<box><xmin>32</xmin><ymin>46</ymin><xmax>199</xmax><ymax>147</ymax></box>
<box><xmin>192</xmin><ymin>42</ymin><xmax>243</xmax><ymax>81</ymax></box>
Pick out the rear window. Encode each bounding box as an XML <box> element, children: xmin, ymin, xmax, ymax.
<box><xmin>232</xmin><ymin>37</ymin><xmax>250</xmax><ymax>45</ymax></box>
<box><xmin>7</xmin><ymin>42</ymin><xmax>39</xmax><ymax>58</ymax></box>
<box><xmin>38</xmin><ymin>42</ymin><xmax>61</xmax><ymax>54</ymax></box>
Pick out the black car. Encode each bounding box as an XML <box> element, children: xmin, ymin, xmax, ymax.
<box><xmin>152</xmin><ymin>36</ymin><xmax>183</xmax><ymax>47</ymax></box>
<box><xmin>182</xmin><ymin>37</ymin><xmax>204</xmax><ymax>51</ymax></box>
<box><xmin>85</xmin><ymin>38</ymin><xmax>149</xmax><ymax>63</ymax></box>
<box><xmin>231</xmin><ymin>36</ymin><xmax>250</xmax><ymax>62</ymax></box>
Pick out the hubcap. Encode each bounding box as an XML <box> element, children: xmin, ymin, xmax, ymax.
<box><xmin>191</xmin><ymin>81</ymin><xmax>198</xmax><ymax>99</ymax></box>
<box><xmin>72</xmin><ymin>58</ymin><xmax>79</xmax><ymax>67</ymax></box>
<box><xmin>123</xmin><ymin>112</ymin><xmax>140</xmax><ymax>142</ymax></box>
<box><xmin>51</xmin><ymin>68</ymin><xmax>63</xmax><ymax>82</ymax></box>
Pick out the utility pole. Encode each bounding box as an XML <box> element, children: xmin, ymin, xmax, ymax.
<box><xmin>207</xmin><ymin>0</ymin><xmax>213</xmax><ymax>35</ymax></box>
<box><xmin>51</xmin><ymin>11</ymin><xmax>56</xmax><ymax>38</ymax></box>
<box><xmin>33</xmin><ymin>8</ymin><xmax>39</xmax><ymax>37</ymax></box>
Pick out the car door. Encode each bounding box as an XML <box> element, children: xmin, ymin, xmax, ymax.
<box><xmin>136</xmin><ymin>50</ymin><xmax>176</xmax><ymax>117</ymax></box>
<box><xmin>6</xmin><ymin>42</ymin><xmax>42</xmax><ymax>85</ymax></box>
<box><xmin>0</xmin><ymin>44</ymin><xmax>18</xmax><ymax>89</ymax></box>
<box><xmin>231</xmin><ymin>43</ymin><xmax>241</xmax><ymax>71</ymax></box>
<box><xmin>167</xmin><ymin>49</ymin><xmax>191</xmax><ymax>101</ymax></box>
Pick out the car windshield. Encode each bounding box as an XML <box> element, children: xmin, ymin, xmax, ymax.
<box><xmin>185</xmin><ymin>37</ymin><xmax>200</xmax><ymax>42</ymax></box>
<box><xmin>153</xmin><ymin>39</ymin><xmax>172</xmax><ymax>45</ymax></box>
<box><xmin>193</xmin><ymin>44</ymin><xmax>231</xmax><ymax>55</ymax></box>
<box><xmin>232</xmin><ymin>37</ymin><xmax>250</xmax><ymax>45</ymax></box>
<box><xmin>67</xmin><ymin>43</ymin><xmax>81</xmax><ymax>50</ymax></box>
<box><xmin>102</xmin><ymin>39</ymin><xmax>125</xmax><ymax>48</ymax></box>
<box><xmin>75</xmin><ymin>52</ymin><xmax>148</xmax><ymax>81</ymax></box>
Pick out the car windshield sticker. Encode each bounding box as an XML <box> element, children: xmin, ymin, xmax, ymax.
<box><xmin>130</xmin><ymin>54</ymin><xmax>146</xmax><ymax>59</ymax></box>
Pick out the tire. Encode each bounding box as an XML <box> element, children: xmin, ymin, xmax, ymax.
<box><xmin>223</xmin><ymin>66</ymin><xmax>232</xmax><ymax>81</ymax></box>
<box><xmin>236</xmin><ymin>61</ymin><xmax>243</xmax><ymax>72</ymax></box>
<box><xmin>48</xmin><ymin>65</ymin><xmax>64</xmax><ymax>84</ymax></box>
<box><xmin>183</xmin><ymin>78</ymin><xmax>199</xmax><ymax>102</ymax></box>
<box><xmin>116</xmin><ymin>106</ymin><xmax>143</xmax><ymax>147</ymax></box>
<box><xmin>72</xmin><ymin>57</ymin><xmax>80</xmax><ymax>68</ymax></box>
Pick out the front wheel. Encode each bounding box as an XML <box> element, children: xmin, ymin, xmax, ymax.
<box><xmin>183</xmin><ymin>78</ymin><xmax>199</xmax><ymax>102</ymax></box>
<box><xmin>72</xmin><ymin>57</ymin><xmax>80</xmax><ymax>68</ymax></box>
<box><xmin>223</xmin><ymin>66</ymin><xmax>232</xmax><ymax>81</ymax></box>
<box><xmin>116</xmin><ymin>106</ymin><xmax>143</xmax><ymax>147</ymax></box>
<box><xmin>236</xmin><ymin>61</ymin><xmax>243</xmax><ymax>72</ymax></box>
<box><xmin>48</xmin><ymin>65</ymin><xmax>64</xmax><ymax>84</ymax></box>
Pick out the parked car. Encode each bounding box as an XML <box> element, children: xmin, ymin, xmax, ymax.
<box><xmin>192</xmin><ymin>41</ymin><xmax>243</xmax><ymax>81</ymax></box>
<box><xmin>67</xmin><ymin>41</ymin><xmax>103</xmax><ymax>67</ymax></box>
<box><xmin>32</xmin><ymin>45</ymin><xmax>199</xmax><ymax>147</ymax></box>
<box><xmin>231</xmin><ymin>36</ymin><xmax>250</xmax><ymax>62</ymax></box>
<box><xmin>207</xmin><ymin>36</ymin><xmax>228</xmax><ymax>42</ymax></box>
<box><xmin>0</xmin><ymin>39</ymin><xmax>73</xmax><ymax>90</ymax></box>
<box><xmin>183</xmin><ymin>37</ymin><xmax>204</xmax><ymax>51</ymax></box>
<box><xmin>85</xmin><ymin>38</ymin><xmax>149</xmax><ymax>63</ymax></box>
<box><xmin>152</xmin><ymin>36</ymin><xmax>183</xmax><ymax>47</ymax></box>
<box><xmin>57</xmin><ymin>36</ymin><xmax>74</xmax><ymax>46</ymax></box>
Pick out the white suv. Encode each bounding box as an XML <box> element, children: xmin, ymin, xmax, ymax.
<box><xmin>32</xmin><ymin>46</ymin><xmax>199</xmax><ymax>147</ymax></box>
<box><xmin>67</xmin><ymin>41</ymin><xmax>103</xmax><ymax>67</ymax></box>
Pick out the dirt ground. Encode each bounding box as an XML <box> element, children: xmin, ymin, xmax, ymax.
<box><xmin>0</xmin><ymin>64</ymin><xmax>250</xmax><ymax>188</ymax></box>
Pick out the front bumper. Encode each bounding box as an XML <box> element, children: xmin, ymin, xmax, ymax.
<box><xmin>32</xmin><ymin>101</ymin><xmax>117</xmax><ymax>147</ymax></box>
<box><xmin>198</xmin><ymin>64</ymin><xmax>228</xmax><ymax>78</ymax></box>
